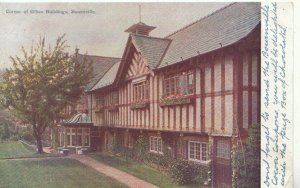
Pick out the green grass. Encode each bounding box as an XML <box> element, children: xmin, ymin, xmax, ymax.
<box><xmin>0</xmin><ymin>141</ymin><xmax>59</xmax><ymax>159</ymax></box>
<box><xmin>90</xmin><ymin>153</ymin><xmax>205</xmax><ymax>188</ymax></box>
<box><xmin>0</xmin><ymin>141</ymin><xmax>36</xmax><ymax>158</ymax></box>
<box><xmin>0</xmin><ymin>158</ymin><xmax>127</xmax><ymax>188</ymax></box>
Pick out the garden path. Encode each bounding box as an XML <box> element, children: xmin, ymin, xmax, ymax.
<box><xmin>69</xmin><ymin>154</ymin><xmax>159</xmax><ymax>188</ymax></box>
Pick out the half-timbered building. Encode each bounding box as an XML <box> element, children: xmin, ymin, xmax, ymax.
<box><xmin>56</xmin><ymin>2</ymin><xmax>260</xmax><ymax>187</ymax></box>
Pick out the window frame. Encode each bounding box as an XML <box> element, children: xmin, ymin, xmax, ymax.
<box><xmin>216</xmin><ymin>141</ymin><xmax>230</xmax><ymax>159</ymax></box>
<box><xmin>133</xmin><ymin>81</ymin><xmax>149</xmax><ymax>103</ymax></box>
<box><xmin>109</xmin><ymin>91</ymin><xmax>119</xmax><ymax>106</ymax></box>
<box><xmin>149</xmin><ymin>136</ymin><xmax>163</xmax><ymax>154</ymax></box>
<box><xmin>163</xmin><ymin>70</ymin><xmax>195</xmax><ymax>98</ymax></box>
<box><xmin>66</xmin><ymin>128</ymin><xmax>76</xmax><ymax>147</ymax></box>
<box><xmin>188</xmin><ymin>141</ymin><xmax>209</xmax><ymax>163</ymax></box>
<box><xmin>83</xmin><ymin>128</ymin><xmax>90</xmax><ymax>147</ymax></box>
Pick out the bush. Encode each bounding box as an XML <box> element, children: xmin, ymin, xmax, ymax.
<box><xmin>20</xmin><ymin>131</ymin><xmax>35</xmax><ymax>144</ymax></box>
<box><xmin>169</xmin><ymin>160</ymin><xmax>210</xmax><ymax>185</ymax></box>
<box><xmin>236</xmin><ymin>124</ymin><xmax>260</xmax><ymax>188</ymax></box>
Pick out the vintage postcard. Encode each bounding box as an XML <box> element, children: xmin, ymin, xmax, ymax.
<box><xmin>0</xmin><ymin>1</ymin><xmax>295</xmax><ymax>188</ymax></box>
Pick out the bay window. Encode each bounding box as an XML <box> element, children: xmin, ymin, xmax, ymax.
<box><xmin>163</xmin><ymin>70</ymin><xmax>194</xmax><ymax>98</ymax></box>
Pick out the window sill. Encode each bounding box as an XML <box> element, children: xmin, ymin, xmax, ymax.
<box><xmin>130</xmin><ymin>102</ymin><xmax>150</xmax><ymax>110</ymax></box>
<box><xmin>159</xmin><ymin>95</ymin><xmax>195</xmax><ymax>107</ymax></box>
<box><xmin>188</xmin><ymin>159</ymin><xmax>211</xmax><ymax>166</ymax></box>
<box><xmin>149</xmin><ymin>150</ymin><xmax>164</xmax><ymax>155</ymax></box>
<box><xmin>107</xmin><ymin>105</ymin><xmax>118</xmax><ymax>112</ymax></box>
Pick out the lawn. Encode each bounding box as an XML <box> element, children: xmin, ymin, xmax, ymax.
<box><xmin>90</xmin><ymin>153</ymin><xmax>206</xmax><ymax>188</ymax></box>
<box><xmin>0</xmin><ymin>141</ymin><xmax>36</xmax><ymax>158</ymax></box>
<box><xmin>0</xmin><ymin>158</ymin><xmax>127</xmax><ymax>188</ymax></box>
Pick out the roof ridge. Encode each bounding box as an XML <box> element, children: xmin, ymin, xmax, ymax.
<box><xmin>165</xmin><ymin>2</ymin><xmax>237</xmax><ymax>38</ymax></box>
<box><xmin>131</xmin><ymin>33</ymin><xmax>171</xmax><ymax>41</ymax></box>
<box><xmin>78</xmin><ymin>53</ymin><xmax>121</xmax><ymax>60</ymax></box>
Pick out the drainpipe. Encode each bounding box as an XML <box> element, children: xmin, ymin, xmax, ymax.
<box><xmin>90</xmin><ymin>94</ymin><xmax>93</xmax><ymax>122</ymax></box>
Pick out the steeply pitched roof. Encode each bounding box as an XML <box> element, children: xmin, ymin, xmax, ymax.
<box><xmin>158</xmin><ymin>2</ymin><xmax>260</xmax><ymax>68</ymax></box>
<box><xmin>91</xmin><ymin>61</ymin><xmax>121</xmax><ymax>91</ymax></box>
<box><xmin>75</xmin><ymin>54</ymin><xmax>121</xmax><ymax>91</ymax></box>
<box><xmin>131</xmin><ymin>34</ymin><xmax>171</xmax><ymax>69</ymax></box>
<box><xmin>90</xmin><ymin>2</ymin><xmax>260</xmax><ymax>91</ymax></box>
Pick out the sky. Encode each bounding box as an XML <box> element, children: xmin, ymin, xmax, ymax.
<box><xmin>0</xmin><ymin>2</ymin><xmax>231</xmax><ymax>69</ymax></box>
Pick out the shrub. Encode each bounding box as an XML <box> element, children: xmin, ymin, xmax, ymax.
<box><xmin>20</xmin><ymin>131</ymin><xmax>35</xmax><ymax>144</ymax></box>
<box><xmin>133</xmin><ymin>135</ymin><xmax>148</xmax><ymax>162</ymax></box>
<box><xmin>169</xmin><ymin>159</ymin><xmax>210</xmax><ymax>185</ymax></box>
<box><xmin>235</xmin><ymin>124</ymin><xmax>260</xmax><ymax>188</ymax></box>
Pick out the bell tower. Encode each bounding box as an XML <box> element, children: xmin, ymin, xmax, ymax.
<box><xmin>124</xmin><ymin>5</ymin><xmax>156</xmax><ymax>36</ymax></box>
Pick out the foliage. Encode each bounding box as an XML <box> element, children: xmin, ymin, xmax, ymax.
<box><xmin>231</xmin><ymin>136</ymin><xmax>238</xmax><ymax>188</ymax></box>
<box><xmin>234</xmin><ymin>124</ymin><xmax>260</xmax><ymax>188</ymax></box>
<box><xmin>112</xmin><ymin>133</ymin><xmax>125</xmax><ymax>155</ymax></box>
<box><xmin>108</xmin><ymin>133</ymin><xmax>210</xmax><ymax>186</ymax></box>
<box><xmin>20</xmin><ymin>128</ymin><xmax>35</xmax><ymax>144</ymax></box>
<box><xmin>169</xmin><ymin>160</ymin><xmax>210</xmax><ymax>185</ymax></box>
<box><xmin>0</xmin><ymin>35</ymin><xmax>93</xmax><ymax>153</ymax></box>
<box><xmin>133</xmin><ymin>135</ymin><xmax>149</xmax><ymax>162</ymax></box>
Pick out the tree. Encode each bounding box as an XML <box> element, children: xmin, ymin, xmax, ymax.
<box><xmin>236</xmin><ymin>124</ymin><xmax>260</xmax><ymax>188</ymax></box>
<box><xmin>0</xmin><ymin>35</ymin><xmax>93</xmax><ymax>153</ymax></box>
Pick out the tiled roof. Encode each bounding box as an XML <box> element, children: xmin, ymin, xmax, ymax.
<box><xmin>131</xmin><ymin>34</ymin><xmax>171</xmax><ymax>69</ymax></box>
<box><xmin>90</xmin><ymin>2</ymin><xmax>260</xmax><ymax>90</ymax></box>
<box><xmin>91</xmin><ymin>61</ymin><xmax>121</xmax><ymax>91</ymax></box>
<box><xmin>75</xmin><ymin>54</ymin><xmax>121</xmax><ymax>91</ymax></box>
<box><xmin>158</xmin><ymin>2</ymin><xmax>261</xmax><ymax>68</ymax></box>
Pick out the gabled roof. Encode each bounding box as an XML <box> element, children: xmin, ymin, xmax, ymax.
<box><xmin>89</xmin><ymin>2</ymin><xmax>260</xmax><ymax>91</ymax></box>
<box><xmin>131</xmin><ymin>34</ymin><xmax>171</xmax><ymax>69</ymax></box>
<box><xmin>90</xmin><ymin>61</ymin><xmax>121</xmax><ymax>91</ymax></box>
<box><xmin>75</xmin><ymin>54</ymin><xmax>121</xmax><ymax>91</ymax></box>
<box><xmin>158</xmin><ymin>2</ymin><xmax>260</xmax><ymax>68</ymax></box>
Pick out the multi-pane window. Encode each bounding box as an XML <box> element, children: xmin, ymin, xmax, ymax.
<box><xmin>83</xmin><ymin>128</ymin><xmax>90</xmax><ymax>147</ymax></box>
<box><xmin>64</xmin><ymin>128</ymin><xmax>90</xmax><ymax>147</ymax></box>
<box><xmin>66</xmin><ymin>128</ymin><xmax>76</xmax><ymax>147</ymax></box>
<box><xmin>77</xmin><ymin>129</ymin><xmax>83</xmax><ymax>146</ymax></box>
<box><xmin>95</xmin><ymin>94</ymin><xmax>104</xmax><ymax>107</ymax></box>
<box><xmin>58</xmin><ymin>128</ymin><xmax>63</xmax><ymax>147</ymax></box>
<box><xmin>163</xmin><ymin>71</ymin><xmax>194</xmax><ymax>97</ymax></box>
<box><xmin>108</xmin><ymin>91</ymin><xmax>119</xmax><ymax>105</ymax></box>
<box><xmin>133</xmin><ymin>81</ymin><xmax>149</xmax><ymax>102</ymax></box>
<box><xmin>150</xmin><ymin>136</ymin><xmax>163</xmax><ymax>154</ymax></box>
<box><xmin>188</xmin><ymin>141</ymin><xmax>208</xmax><ymax>162</ymax></box>
<box><xmin>217</xmin><ymin>141</ymin><xmax>230</xmax><ymax>159</ymax></box>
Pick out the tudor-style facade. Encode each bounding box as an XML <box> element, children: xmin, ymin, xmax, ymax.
<box><xmin>56</xmin><ymin>3</ymin><xmax>260</xmax><ymax>188</ymax></box>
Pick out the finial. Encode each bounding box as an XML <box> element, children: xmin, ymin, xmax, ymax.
<box><xmin>139</xmin><ymin>5</ymin><xmax>141</xmax><ymax>22</ymax></box>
